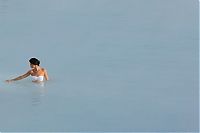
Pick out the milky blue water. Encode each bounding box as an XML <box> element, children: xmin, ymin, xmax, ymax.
<box><xmin>0</xmin><ymin>0</ymin><xmax>198</xmax><ymax>132</ymax></box>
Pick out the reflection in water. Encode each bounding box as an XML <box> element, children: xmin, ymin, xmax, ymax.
<box><xmin>31</xmin><ymin>82</ymin><xmax>47</xmax><ymax>106</ymax></box>
<box><xmin>0</xmin><ymin>0</ymin><xmax>8</xmax><ymax>15</ymax></box>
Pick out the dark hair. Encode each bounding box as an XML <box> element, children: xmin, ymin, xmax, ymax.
<box><xmin>29</xmin><ymin>58</ymin><xmax>40</xmax><ymax>66</ymax></box>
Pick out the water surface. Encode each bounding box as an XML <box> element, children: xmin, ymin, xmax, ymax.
<box><xmin>0</xmin><ymin>0</ymin><xmax>198</xmax><ymax>132</ymax></box>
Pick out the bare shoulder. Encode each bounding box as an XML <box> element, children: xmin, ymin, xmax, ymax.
<box><xmin>41</xmin><ymin>68</ymin><xmax>47</xmax><ymax>72</ymax></box>
<box><xmin>28</xmin><ymin>69</ymin><xmax>33</xmax><ymax>74</ymax></box>
<box><xmin>25</xmin><ymin>70</ymin><xmax>32</xmax><ymax>76</ymax></box>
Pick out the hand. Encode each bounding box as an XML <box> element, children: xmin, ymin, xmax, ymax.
<box><xmin>5</xmin><ymin>80</ymin><xmax>13</xmax><ymax>83</ymax></box>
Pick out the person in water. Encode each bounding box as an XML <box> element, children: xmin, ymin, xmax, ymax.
<box><xmin>6</xmin><ymin>58</ymin><xmax>49</xmax><ymax>83</ymax></box>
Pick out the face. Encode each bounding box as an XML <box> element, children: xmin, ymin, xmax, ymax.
<box><xmin>30</xmin><ymin>63</ymin><xmax>36</xmax><ymax>68</ymax></box>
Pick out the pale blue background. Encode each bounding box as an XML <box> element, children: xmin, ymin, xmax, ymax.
<box><xmin>0</xmin><ymin>0</ymin><xmax>198</xmax><ymax>132</ymax></box>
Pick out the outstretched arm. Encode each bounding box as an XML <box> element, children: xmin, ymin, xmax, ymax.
<box><xmin>6</xmin><ymin>71</ymin><xmax>31</xmax><ymax>82</ymax></box>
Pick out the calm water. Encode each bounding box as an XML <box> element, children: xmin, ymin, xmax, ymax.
<box><xmin>0</xmin><ymin>0</ymin><xmax>198</xmax><ymax>132</ymax></box>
